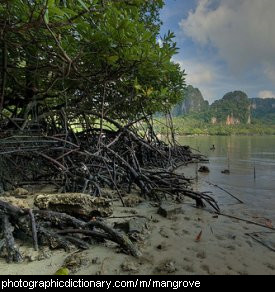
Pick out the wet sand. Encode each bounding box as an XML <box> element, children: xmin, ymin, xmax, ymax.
<box><xmin>0</xmin><ymin>165</ymin><xmax>275</xmax><ymax>275</ymax></box>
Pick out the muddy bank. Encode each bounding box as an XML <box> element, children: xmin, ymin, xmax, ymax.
<box><xmin>0</xmin><ymin>184</ymin><xmax>275</xmax><ymax>275</ymax></box>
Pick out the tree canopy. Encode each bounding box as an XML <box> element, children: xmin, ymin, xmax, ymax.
<box><xmin>0</xmin><ymin>0</ymin><xmax>185</xmax><ymax>132</ymax></box>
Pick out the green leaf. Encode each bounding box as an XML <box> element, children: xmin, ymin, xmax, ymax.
<box><xmin>48</xmin><ymin>0</ymin><xmax>55</xmax><ymax>8</ymax></box>
<box><xmin>77</xmin><ymin>0</ymin><xmax>89</xmax><ymax>11</ymax></box>
<box><xmin>107</xmin><ymin>55</ymin><xmax>119</xmax><ymax>64</ymax></box>
<box><xmin>50</xmin><ymin>7</ymin><xmax>65</xmax><ymax>18</ymax></box>
<box><xmin>54</xmin><ymin>268</ymin><xmax>69</xmax><ymax>275</ymax></box>
<box><xmin>146</xmin><ymin>87</ymin><xmax>154</xmax><ymax>96</ymax></box>
<box><xmin>44</xmin><ymin>9</ymin><xmax>49</xmax><ymax>24</ymax></box>
<box><xmin>134</xmin><ymin>78</ymin><xmax>142</xmax><ymax>91</ymax></box>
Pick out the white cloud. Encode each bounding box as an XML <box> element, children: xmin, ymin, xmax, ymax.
<box><xmin>264</xmin><ymin>64</ymin><xmax>275</xmax><ymax>83</ymax></box>
<box><xmin>258</xmin><ymin>90</ymin><xmax>275</xmax><ymax>99</ymax></box>
<box><xmin>180</xmin><ymin>0</ymin><xmax>275</xmax><ymax>80</ymax></box>
<box><xmin>174</xmin><ymin>57</ymin><xmax>264</xmax><ymax>102</ymax></box>
<box><xmin>174</xmin><ymin>58</ymin><xmax>217</xmax><ymax>101</ymax></box>
<box><xmin>175</xmin><ymin>58</ymin><xmax>216</xmax><ymax>84</ymax></box>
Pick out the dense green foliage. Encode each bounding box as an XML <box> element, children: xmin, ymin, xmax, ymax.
<box><xmin>172</xmin><ymin>89</ymin><xmax>275</xmax><ymax>126</ymax></box>
<box><xmin>173</xmin><ymin>90</ymin><xmax>251</xmax><ymax>124</ymax></box>
<box><xmin>166</xmin><ymin>90</ymin><xmax>275</xmax><ymax>136</ymax></box>
<box><xmin>155</xmin><ymin>116</ymin><xmax>275</xmax><ymax>136</ymax></box>
<box><xmin>251</xmin><ymin>98</ymin><xmax>275</xmax><ymax>124</ymax></box>
<box><xmin>0</xmin><ymin>0</ymin><xmax>185</xmax><ymax>131</ymax></box>
<box><xmin>209</xmin><ymin>91</ymin><xmax>250</xmax><ymax>124</ymax></box>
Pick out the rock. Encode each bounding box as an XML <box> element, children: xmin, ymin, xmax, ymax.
<box><xmin>157</xmin><ymin>202</ymin><xmax>183</xmax><ymax>218</ymax></box>
<box><xmin>121</xmin><ymin>260</ymin><xmax>139</xmax><ymax>273</ymax></box>
<box><xmin>123</xmin><ymin>194</ymin><xmax>144</xmax><ymax>207</ymax></box>
<box><xmin>172</xmin><ymin>85</ymin><xmax>209</xmax><ymax>116</ymax></box>
<box><xmin>221</xmin><ymin>169</ymin><xmax>230</xmax><ymax>174</ymax></box>
<box><xmin>128</xmin><ymin>218</ymin><xmax>148</xmax><ymax>234</ymax></box>
<box><xmin>11</xmin><ymin>188</ymin><xmax>29</xmax><ymax>197</ymax></box>
<box><xmin>2</xmin><ymin>191</ymin><xmax>11</xmax><ymax>197</ymax></box>
<box><xmin>114</xmin><ymin>218</ymin><xmax>148</xmax><ymax>234</ymax></box>
<box><xmin>114</xmin><ymin>217</ymin><xmax>149</xmax><ymax>243</ymax></box>
<box><xmin>25</xmin><ymin>254</ymin><xmax>37</xmax><ymax>262</ymax></box>
<box><xmin>34</xmin><ymin>193</ymin><xmax>112</xmax><ymax>218</ymax></box>
<box><xmin>38</xmin><ymin>251</ymin><xmax>51</xmax><ymax>261</ymax></box>
<box><xmin>198</xmin><ymin>166</ymin><xmax>210</xmax><ymax>173</ymax></box>
<box><xmin>0</xmin><ymin>196</ymin><xmax>29</xmax><ymax>209</ymax></box>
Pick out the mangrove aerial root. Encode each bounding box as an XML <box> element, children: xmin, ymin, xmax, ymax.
<box><xmin>0</xmin><ymin>115</ymin><xmax>219</xmax><ymax>261</ymax></box>
<box><xmin>0</xmin><ymin>200</ymin><xmax>141</xmax><ymax>262</ymax></box>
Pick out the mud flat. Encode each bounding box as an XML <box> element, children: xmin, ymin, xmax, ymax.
<box><xmin>0</xmin><ymin>185</ymin><xmax>274</xmax><ymax>275</ymax></box>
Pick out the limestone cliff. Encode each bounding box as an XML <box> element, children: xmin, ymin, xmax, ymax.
<box><xmin>172</xmin><ymin>85</ymin><xmax>209</xmax><ymax>116</ymax></box>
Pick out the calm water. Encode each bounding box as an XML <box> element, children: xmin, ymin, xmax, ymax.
<box><xmin>177</xmin><ymin>135</ymin><xmax>275</xmax><ymax>219</ymax></box>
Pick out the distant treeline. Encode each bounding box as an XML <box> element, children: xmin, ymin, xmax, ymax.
<box><xmin>154</xmin><ymin>86</ymin><xmax>275</xmax><ymax>135</ymax></box>
<box><xmin>155</xmin><ymin>116</ymin><xmax>275</xmax><ymax>136</ymax></box>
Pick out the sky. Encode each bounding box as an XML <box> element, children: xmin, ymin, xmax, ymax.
<box><xmin>159</xmin><ymin>0</ymin><xmax>275</xmax><ymax>103</ymax></box>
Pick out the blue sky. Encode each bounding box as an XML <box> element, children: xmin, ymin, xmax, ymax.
<box><xmin>159</xmin><ymin>0</ymin><xmax>275</xmax><ymax>103</ymax></box>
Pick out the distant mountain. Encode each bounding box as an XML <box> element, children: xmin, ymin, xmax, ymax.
<box><xmin>172</xmin><ymin>85</ymin><xmax>209</xmax><ymax>116</ymax></box>
<box><xmin>250</xmin><ymin>98</ymin><xmax>275</xmax><ymax>124</ymax></box>
<box><xmin>209</xmin><ymin>91</ymin><xmax>251</xmax><ymax>125</ymax></box>
<box><xmin>172</xmin><ymin>88</ymin><xmax>275</xmax><ymax>125</ymax></box>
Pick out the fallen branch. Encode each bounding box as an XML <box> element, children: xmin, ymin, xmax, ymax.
<box><xmin>206</xmin><ymin>181</ymin><xmax>244</xmax><ymax>204</ymax></box>
<box><xmin>245</xmin><ymin>232</ymin><xmax>275</xmax><ymax>252</ymax></box>
<box><xmin>218</xmin><ymin>212</ymin><xmax>275</xmax><ymax>231</ymax></box>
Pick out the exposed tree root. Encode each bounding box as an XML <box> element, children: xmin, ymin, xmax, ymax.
<box><xmin>0</xmin><ymin>200</ymin><xmax>141</xmax><ymax>262</ymax></box>
<box><xmin>0</xmin><ymin>116</ymin><xmax>219</xmax><ymax>262</ymax></box>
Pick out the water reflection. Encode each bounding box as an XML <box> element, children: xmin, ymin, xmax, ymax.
<box><xmin>177</xmin><ymin>135</ymin><xmax>275</xmax><ymax>217</ymax></box>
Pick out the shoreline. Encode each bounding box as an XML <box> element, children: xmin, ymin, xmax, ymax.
<box><xmin>0</xmin><ymin>165</ymin><xmax>274</xmax><ymax>275</ymax></box>
<box><xmin>1</xmin><ymin>198</ymin><xmax>274</xmax><ymax>275</ymax></box>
